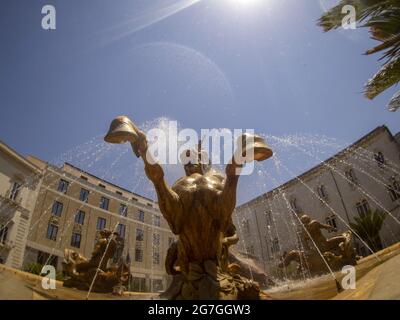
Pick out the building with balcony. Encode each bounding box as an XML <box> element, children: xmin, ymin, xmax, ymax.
<box><xmin>0</xmin><ymin>141</ymin><xmax>42</xmax><ymax>269</ymax></box>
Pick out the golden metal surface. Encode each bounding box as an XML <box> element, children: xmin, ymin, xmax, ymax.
<box><xmin>104</xmin><ymin>116</ymin><xmax>141</xmax><ymax>157</ymax></box>
<box><xmin>104</xmin><ymin>115</ymin><xmax>273</xmax><ymax>299</ymax></box>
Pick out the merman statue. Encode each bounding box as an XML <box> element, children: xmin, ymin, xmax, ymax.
<box><xmin>62</xmin><ymin>229</ymin><xmax>130</xmax><ymax>293</ymax></box>
<box><xmin>279</xmin><ymin>214</ymin><xmax>360</xmax><ymax>277</ymax></box>
<box><xmin>104</xmin><ymin>116</ymin><xmax>273</xmax><ymax>299</ymax></box>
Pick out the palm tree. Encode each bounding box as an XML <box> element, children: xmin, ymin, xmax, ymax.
<box><xmin>318</xmin><ymin>0</ymin><xmax>400</xmax><ymax>112</ymax></box>
<box><xmin>349</xmin><ymin>209</ymin><xmax>387</xmax><ymax>252</ymax></box>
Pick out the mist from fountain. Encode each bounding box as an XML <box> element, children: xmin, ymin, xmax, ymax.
<box><xmin>3</xmin><ymin>117</ymin><xmax>398</xmax><ymax>298</ymax></box>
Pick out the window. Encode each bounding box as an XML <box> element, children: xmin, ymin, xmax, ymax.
<box><xmin>46</xmin><ymin>224</ymin><xmax>58</xmax><ymax>241</ymax></box>
<box><xmin>97</xmin><ymin>217</ymin><xmax>106</xmax><ymax>230</ymax></box>
<box><xmin>9</xmin><ymin>182</ymin><xmax>21</xmax><ymax>201</ymax></box>
<box><xmin>70</xmin><ymin>233</ymin><xmax>81</xmax><ymax>248</ymax></box>
<box><xmin>246</xmin><ymin>246</ymin><xmax>255</xmax><ymax>255</ymax></box>
<box><xmin>388</xmin><ymin>177</ymin><xmax>400</xmax><ymax>201</ymax></box>
<box><xmin>138</xmin><ymin>210</ymin><xmax>145</xmax><ymax>222</ymax></box>
<box><xmin>57</xmin><ymin>179</ymin><xmax>69</xmax><ymax>194</ymax></box>
<box><xmin>345</xmin><ymin>169</ymin><xmax>358</xmax><ymax>185</ymax></box>
<box><xmin>79</xmin><ymin>188</ymin><xmax>89</xmax><ymax>202</ymax></box>
<box><xmin>290</xmin><ymin>198</ymin><xmax>301</xmax><ymax>213</ymax></box>
<box><xmin>356</xmin><ymin>200</ymin><xmax>370</xmax><ymax>217</ymax></box>
<box><xmin>154</xmin><ymin>215</ymin><xmax>161</xmax><ymax>227</ymax></box>
<box><xmin>99</xmin><ymin>184</ymin><xmax>106</xmax><ymax>189</ymax></box>
<box><xmin>271</xmin><ymin>237</ymin><xmax>280</xmax><ymax>254</ymax></box>
<box><xmin>374</xmin><ymin>151</ymin><xmax>385</xmax><ymax>167</ymax></box>
<box><xmin>136</xmin><ymin>228</ymin><xmax>144</xmax><ymax>241</ymax></box>
<box><xmin>74</xmin><ymin>210</ymin><xmax>85</xmax><ymax>225</ymax></box>
<box><xmin>325</xmin><ymin>215</ymin><xmax>337</xmax><ymax>232</ymax></box>
<box><xmin>152</xmin><ymin>279</ymin><xmax>163</xmax><ymax>291</ymax></box>
<box><xmin>51</xmin><ymin>201</ymin><xmax>63</xmax><ymax>217</ymax></box>
<box><xmin>153</xmin><ymin>233</ymin><xmax>160</xmax><ymax>246</ymax></box>
<box><xmin>0</xmin><ymin>225</ymin><xmax>8</xmax><ymax>244</ymax></box>
<box><xmin>153</xmin><ymin>252</ymin><xmax>160</xmax><ymax>265</ymax></box>
<box><xmin>117</xmin><ymin>223</ymin><xmax>126</xmax><ymax>238</ymax></box>
<box><xmin>135</xmin><ymin>248</ymin><xmax>143</xmax><ymax>262</ymax></box>
<box><xmin>132</xmin><ymin>277</ymin><xmax>146</xmax><ymax>292</ymax></box>
<box><xmin>100</xmin><ymin>197</ymin><xmax>109</xmax><ymax>210</ymax></box>
<box><xmin>243</xmin><ymin>219</ymin><xmax>251</xmax><ymax>234</ymax></box>
<box><xmin>113</xmin><ymin>245</ymin><xmax>124</xmax><ymax>263</ymax></box>
<box><xmin>119</xmin><ymin>204</ymin><xmax>128</xmax><ymax>217</ymax></box>
<box><xmin>317</xmin><ymin>185</ymin><xmax>329</xmax><ymax>201</ymax></box>
<box><xmin>265</xmin><ymin>210</ymin><xmax>272</xmax><ymax>226</ymax></box>
<box><xmin>388</xmin><ymin>186</ymin><xmax>400</xmax><ymax>201</ymax></box>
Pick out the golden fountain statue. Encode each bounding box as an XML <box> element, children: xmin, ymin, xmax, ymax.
<box><xmin>279</xmin><ymin>214</ymin><xmax>360</xmax><ymax>277</ymax></box>
<box><xmin>62</xmin><ymin>229</ymin><xmax>130</xmax><ymax>293</ymax></box>
<box><xmin>104</xmin><ymin>116</ymin><xmax>273</xmax><ymax>300</ymax></box>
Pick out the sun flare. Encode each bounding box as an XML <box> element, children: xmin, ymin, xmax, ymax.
<box><xmin>231</xmin><ymin>0</ymin><xmax>260</xmax><ymax>6</ymax></box>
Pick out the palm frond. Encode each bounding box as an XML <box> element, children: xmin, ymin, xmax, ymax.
<box><xmin>364</xmin><ymin>57</ymin><xmax>400</xmax><ymax>99</ymax></box>
<box><xmin>318</xmin><ymin>0</ymin><xmax>400</xmax><ymax>108</ymax></box>
<box><xmin>388</xmin><ymin>89</ymin><xmax>400</xmax><ymax>111</ymax></box>
<box><xmin>317</xmin><ymin>0</ymin><xmax>398</xmax><ymax>32</ymax></box>
<box><xmin>349</xmin><ymin>209</ymin><xmax>386</xmax><ymax>251</ymax></box>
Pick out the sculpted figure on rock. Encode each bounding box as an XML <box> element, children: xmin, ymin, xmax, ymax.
<box><xmin>104</xmin><ymin>116</ymin><xmax>273</xmax><ymax>299</ymax></box>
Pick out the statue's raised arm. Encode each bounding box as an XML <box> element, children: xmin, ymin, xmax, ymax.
<box><xmin>221</xmin><ymin>133</ymin><xmax>273</xmax><ymax>222</ymax></box>
<box><xmin>136</xmin><ymin>129</ymin><xmax>184</xmax><ymax>234</ymax></box>
<box><xmin>104</xmin><ymin>116</ymin><xmax>183</xmax><ymax>234</ymax></box>
<box><xmin>105</xmin><ymin>117</ymin><xmax>274</xmax><ymax>300</ymax></box>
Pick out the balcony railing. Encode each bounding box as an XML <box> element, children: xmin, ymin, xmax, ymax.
<box><xmin>0</xmin><ymin>194</ymin><xmax>29</xmax><ymax>218</ymax></box>
<box><xmin>0</xmin><ymin>240</ymin><xmax>13</xmax><ymax>251</ymax></box>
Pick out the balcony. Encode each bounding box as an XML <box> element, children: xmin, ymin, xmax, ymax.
<box><xmin>49</xmin><ymin>215</ymin><xmax>60</xmax><ymax>226</ymax></box>
<box><xmin>0</xmin><ymin>194</ymin><xmax>30</xmax><ymax>219</ymax></box>
<box><xmin>73</xmin><ymin>223</ymin><xmax>83</xmax><ymax>234</ymax></box>
<box><xmin>0</xmin><ymin>240</ymin><xmax>13</xmax><ymax>252</ymax></box>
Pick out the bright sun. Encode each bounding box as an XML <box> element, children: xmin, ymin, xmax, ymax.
<box><xmin>231</xmin><ymin>0</ymin><xmax>259</xmax><ymax>5</ymax></box>
<box><xmin>229</xmin><ymin>0</ymin><xmax>262</xmax><ymax>9</ymax></box>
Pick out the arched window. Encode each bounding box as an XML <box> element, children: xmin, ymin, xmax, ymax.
<box><xmin>387</xmin><ymin>176</ymin><xmax>400</xmax><ymax>201</ymax></box>
<box><xmin>271</xmin><ymin>238</ymin><xmax>280</xmax><ymax>254</ymax></box>
<box><xmin>242</xmin><ymin>219</ymin><xmax>251</xmax><ymax>234</ymax></box>
<box><xmin>374</xmin><ymin>151</ymin><xmax>385</xmax><ymax>167</ymax></box>
<box><xmin>356</xmin><ymin>199</ymin><xmax>370</xmax><ymax>217</ymax></box>
<box><xmin>317</xmin><ymin>185</ymin><xmax>329</xmax><ymax>201</ymax></box>
<box><xmin>325</xmin><ymin>215</ymin><xmax>337</xmax><ymax>233</ymax></box>
<box><xmin>345</xmin><ymin>168</ymin><xmax>358</xmax><ymax>185</ymax></box>
<box><xmin>290</xmin><ymin>198</ymin><xmax>301</xmax><ymax>213</ymax></box>
<box><xmin>265</xmin><ymin>210</ymin><xmax>272</xmax><ymax>226</ymax></box>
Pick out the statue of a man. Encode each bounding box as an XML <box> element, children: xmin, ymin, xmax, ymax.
<box><xmin>136</xmin><ymin>130</ymin><xmax>242</xmax><ymax>271</ymax></box>
<box><xmin>299</xmin><ymin>214</ymin><xmax>346</xmax><ymax>253</ymax></box>
<box><xmin>105</xmin><ymin>116</ymin><xmax>272</xmax><ymax>299</ymax></box>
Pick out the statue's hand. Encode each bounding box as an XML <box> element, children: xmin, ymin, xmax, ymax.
<box><xmin>135</xmin><ymin>129</ymin><xmax>148</xmax><ymax>157</ymax></box>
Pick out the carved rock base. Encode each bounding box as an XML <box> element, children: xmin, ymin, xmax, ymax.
<box><xmin>161</xmin><ymin>260</ymin><xmax>261</xmax><ymax>300</ymax></box>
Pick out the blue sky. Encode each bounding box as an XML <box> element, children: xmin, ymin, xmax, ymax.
<box><xmin>1</xmin><ymin>0</ymin><xmax>399</xmax><ymax>202</ymax></box>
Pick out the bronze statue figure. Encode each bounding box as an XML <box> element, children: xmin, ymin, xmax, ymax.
<box><xmin>104</xmin><ymin>116</ymin><xmax>273</xmax><ymax>300</ymax></box>
<box><xmin>62</xmin><ymin>229</ymin><xmax>130</xmax><ymax>293</ymax></box>
<box><xmin>279</xmin><ymin>214</ymin><xmax>359</xmax><ymax>277</ymax></box>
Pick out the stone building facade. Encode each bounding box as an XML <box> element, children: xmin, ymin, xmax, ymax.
<box><xmin>233</xmin><ymin>126</ymin><xmax>400</xmax><ymax>276</ymax></box>
<box><xmin>23</xmin><ymin>157</ymin><xmax>175</xmax><ymax>292</ymax></box>
<box><xmin>0</xmin><ymin>141</ymin><xmax>42</xmax><ymax>269</ymax></box>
